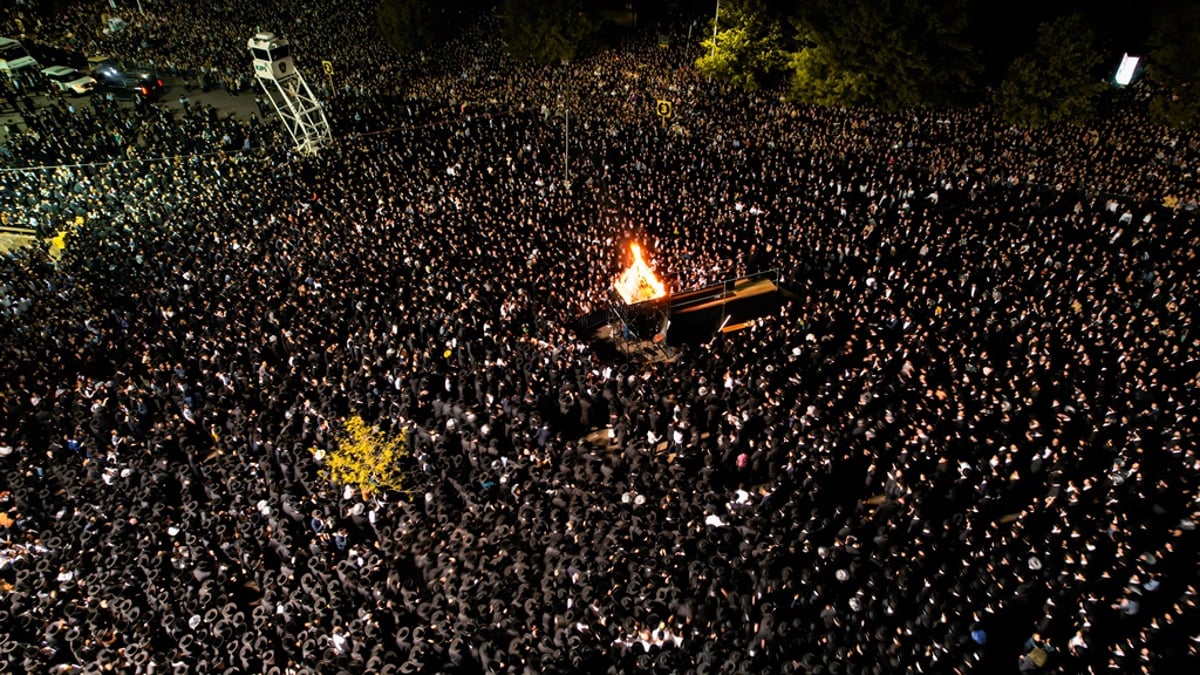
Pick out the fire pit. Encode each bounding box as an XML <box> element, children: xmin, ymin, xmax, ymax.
<box><xmin>613</xmin><ymin>242</ymin><xmax>667</xmax><ymax>305</ymax></box>
<box><xmin>610</xmin><ymin>242</ymin><xmax>670</xmax><ymax>344</ymax></box>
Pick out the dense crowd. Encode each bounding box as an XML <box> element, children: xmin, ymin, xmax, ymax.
<box><xmin>3</xmin><ymin>3</ymin><xmax>1200</xmax><ymax>675</ymax></box>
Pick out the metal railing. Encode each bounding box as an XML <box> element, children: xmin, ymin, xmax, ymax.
<box><xmin>669</xmin><ymin>267</ymin><xmax>781</xmax><ymax>312</ymax></box>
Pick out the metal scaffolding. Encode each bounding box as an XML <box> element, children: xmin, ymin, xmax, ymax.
<box><xmin>248</xmin><ymin>32</ymin><xmax>331</xmax><ymax>157</ymax></box>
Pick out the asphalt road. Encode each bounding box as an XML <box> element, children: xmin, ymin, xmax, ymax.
<box><xmin>1</xmin><ymin>75</ymin><xmax>263</xmax><ymax>253</ymax></box>
<box><xmin>1</xmin><ymin>74</ymin><xmax>262</xmax><ymax>144</ymax></box>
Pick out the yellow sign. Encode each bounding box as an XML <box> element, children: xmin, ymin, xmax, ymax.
<box><xmin>75</xmin><ymin>216</ymin><xmax>84</xmax><ymax>227</ymax></box>
<box><xmin>322</xmin><ymin>61</ymin><xmax>335</xmax><ymax>92</ymax></box>
<box><xmin>656</xmin><ymin>100</ymin><xmax>672</xmax><ymax>118</ymax></box>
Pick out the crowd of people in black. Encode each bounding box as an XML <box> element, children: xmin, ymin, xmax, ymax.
<box><xmin>2</xmin><ymin>2</ymin><xmax>1200</xmax><ymax>674</ymax></box>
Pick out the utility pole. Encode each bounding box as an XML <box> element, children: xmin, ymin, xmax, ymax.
<box><xmin>562</xmin><ymin>65</ymin><xmax>571</xmax><ymax>189</ymax></box>
<box><xmin>711</xmin><ymin>0</ymin><xmax>720</xmax><ymax>60</ymax></box>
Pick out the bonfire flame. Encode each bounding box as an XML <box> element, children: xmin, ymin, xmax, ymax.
<box><xmin>614</xmin><ymin>242</ymin><xmax>667</xmax><ymax>304</ymax></box>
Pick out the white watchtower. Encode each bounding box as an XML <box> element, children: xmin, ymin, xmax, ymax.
<box><xmin>248</xmin><ymin>31</ymin><xmax>332</xmax><ymax>156</ymax></box>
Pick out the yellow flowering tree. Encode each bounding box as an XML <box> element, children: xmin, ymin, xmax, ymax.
<box><xmin>315</xmin><ymin>416</ymin><xmax>410</xmax><ymax>499</ymax></box>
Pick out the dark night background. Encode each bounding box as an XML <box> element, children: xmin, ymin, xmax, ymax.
<box><xmin>2</xmin><ymin>1</ymin><xmax>1198</xmax><ymax>675</ymax></box>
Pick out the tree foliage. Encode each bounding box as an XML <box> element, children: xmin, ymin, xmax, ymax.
<box><xmin>787</xmin><ymin>24</ymin><xmax>871</xmax><ymax>106</ymax></box>
<box><xmin>992</xmin><ymin>14</ymin><xmax>1107</xmax><ymax>128</ymax></box>
<box><xmin>377</xmin><ymin>0</ymin><xmax>443</xmax><ymax>55</ymax></box>
<box><xmin>695</xmin><ymin>0</ymin><xmax>788</xmax><ymax>91</ymax></box>
<box><xmin>787</xmin><ymin>0</ymin><xmax>980</xmax><ymax>110</ymax></box>
<box><xmin>1146</xmin><ymin>3</ymin><xmax>1200</xmax><ymax>128</ymax></box>
<box><xmin>503</xmin><ymin>0</ymin><xmax>596</xmax><ymax>64</ymax></box>
<box><xmin>23</xmin><ymin>0</ymin><xmax>74</xmax><ymax>18</ymax></box>
<box><xmin>314</xmin><ymin>416</ymin><xmax>410</xmax><ymax>499</ymax></box>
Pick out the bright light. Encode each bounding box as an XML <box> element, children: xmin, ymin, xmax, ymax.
<box><xmin>1115</xmin><ymin>54</ymin><xmax>1140</xmax><ymax>87</ymax></box>
<box><xmin>614</xmin><ymin>242</ymin><xmax>667</xmax><ymax>304</ymax></box>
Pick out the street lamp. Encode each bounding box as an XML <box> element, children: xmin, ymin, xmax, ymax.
<box><xmin>564</xmin><ymin>103</ymin><xmax>570</xmax><ymax>187</ymax></box>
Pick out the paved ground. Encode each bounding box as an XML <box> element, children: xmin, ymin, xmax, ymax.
<box><xmin>2</xmin><ymin>74</ymin><xmax>264</xmax><ymax>254</ymax></box>
<box><xmin>1</xmin><ymin>74</ymin><xmax>261</xmax><ymax>144</ymax></box>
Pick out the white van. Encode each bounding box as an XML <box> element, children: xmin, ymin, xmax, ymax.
<box><xmin>0</xmin><ymin>37</ymin><xmax>39</xmax><ymax>76</ymax></box>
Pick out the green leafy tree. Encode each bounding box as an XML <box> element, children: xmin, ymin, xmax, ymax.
<box><xmin>378</xmin><ymin>0</ymin><xmax>442</xmax><ymax>55</ymax></box>
<box><xmin>789</xmin><ymin>0</ymin><xmax>980</xmax><ymax>110</ymax></box>
<box><xmin>992</xmin><ymin>14</ymin><xmax>1107</xmax><ymax>128</ymax></box>
<box><xmin>787</xmin><ymin>24</ymin><xmax>872</xmax><ymax>106</ymax></box>
<box><xmin>313</xmin><ymin>416</ymin><xmax>410</xmax><ymax>499</ymax></box>
<box><xmin>503</xmin><ymin>0</ymin><xmax>596</xmax><ymax>64</ymax></box>
<box><xmin>25</xmin><ymin>0</ymin><xmax>74</xmax><ymax>18</ymax></box>
<box><xmin>1146</xmin><ymin>4</ymin><xmax>1200</xmax><ymax>128</ymax></box>
<box><xmin>695</xmin><ymin>0</ymin><xmax>788</xmax><ymax>91</ymax></box>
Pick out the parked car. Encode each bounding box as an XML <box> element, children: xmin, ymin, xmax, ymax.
<box><xmin>91</xmin><ymin>60</ymin><xmax>164</xmax><ymax>100</ymax></box>
<box><xmin>42</xmin><ymin>65</ymin><xmax>96</xmax><ymax>96</ymax></box>
<box><xmin>0</xmin><ymin>37</ymin><xmax>39</xmax><ymax>76</ymax></box>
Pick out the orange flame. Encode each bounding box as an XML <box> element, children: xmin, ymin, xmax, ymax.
<box><xmin>614</xmin><ymin>242</ymin><xmax>667</xmax><ymax>304</ymax></box>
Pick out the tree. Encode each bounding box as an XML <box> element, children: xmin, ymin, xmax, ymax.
<box><xmin>503</xmin><ymin>0</ymin><xmax>596</xmax><ymax>64</ymax></box>
<box><xmin>377</xmin><ymin>0</ymin><xmax>443</xmax><ymax>55</ymax></box>
<box><xmin>787</xmin><ymin>25</ymin><xmax>872</xmax><ymax>106</ymax></box>
<box><xmin>992</xmin><ymin>14</ymin><xmax>1107</xmax><ymax>128</ymax></box>
<box><xmin>1146</xmin><ymin>3</ymin><xmax>1200</xmax><ymax>128</ymax></box>
<box><xmin>313</xmin><ymin>416</ymin><xmax>410</xmax><ymax>499</ymax></box>
<box><xmin>695</xmin><ymin>0</ymin><xmax>788</xmax><ymax>91</ymax></box>
<box><xmin>25</xmin><ymin>0</ymin><xmax>75</xmax><ymax>18</ymax></box>
<box><xmin>789</xmin><ymin>0</ymin><xmax>980</xmax><ymax>110</ymax></box>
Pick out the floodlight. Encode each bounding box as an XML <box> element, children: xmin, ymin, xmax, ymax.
<box><xmin>1115</xmin><ymin>53</ymin><xmax>1140</xmax><ymax>87</ymax></box>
